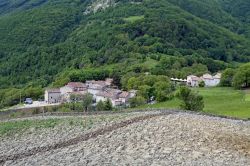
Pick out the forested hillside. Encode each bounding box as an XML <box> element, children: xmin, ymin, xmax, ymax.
<box><xmin>0</xmin><ymin>0</ymin><xmax>250</xmax><ymax>107</ymax></box>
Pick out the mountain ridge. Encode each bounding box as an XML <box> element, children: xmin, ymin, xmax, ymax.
<box><xmin>0</xmin><ymin>0</ymin><xmax>249</xmax><ymax>98</ymax></box>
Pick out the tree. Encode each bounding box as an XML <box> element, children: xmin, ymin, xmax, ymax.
<box><xmin>177</xmin><ymin>86</ymin><xmax>204</xmax><ymax>111</ymax></box>
<box><xmin>199</xmin><ymin>81</ymin><xmax>205</xmax><ymax>87</ymax></box>
<box><xmin>70</xmin><ymin>93</ymin><xmax>84</xmax><ymax>111</ymax></box>
<box><xmin>129</xmin><ymin>96</ymin><xmax>146</xmax><ymax>108</ymax></box>
<box><xmin>104</xmin><ymin>99</ymin><xmax>113</xmax><ymax>111</ymax></box>
<box><xmin>153</xmin><ymin>81</ymin><xmax>173</xmax><ymax>102</ymax></box>
<box><xmin>220</xmin><ymin>68</ymin><xmax>235</xmax><ymax>87</ymax></box>
<box><xmin>138</xmin><ymin>85</ymin><xmax>152</xmax><ymax>102</ymax></box>
<box><xmin>82</xmin><ymin>93</ymin><xmax>93</xmax><ymax>112</ymax></box>
<box><xmin>233</xmin><ymin>63</ymin><xmax>250</xmax><ymax>89</ymax></box>
<box><xmin>96</xmin><ymin>100</ymin><xmax>105</xmax><ymax>111</ymax></box>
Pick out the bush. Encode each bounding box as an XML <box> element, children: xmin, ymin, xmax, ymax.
<box><xmin>199</xmin><ymin>81</ymin><xmax>205</xmax><ymax>87</ymax></box>
<box><xmin>96</xmin><ymin>100</ymin><xmax>105</xmax><ymax>111</ymax></box>
<box><xmin>177</xmin><ymin>86</ymin><xmax>204</xmax><ymax>111</ymax></box>
<box><xmin>104</xmin><ymin>99</ymin><xmax>113</xmax><ymax>111</ymax></box>
<box><xmin>129</xmin><ymin>96</ymin><xmax>146</xmax><ymax>108</ymax></box>
<box><xmin>61</xmin><ymin>107</ymin><xmax>71</xmax><ymax>112</ymax></box>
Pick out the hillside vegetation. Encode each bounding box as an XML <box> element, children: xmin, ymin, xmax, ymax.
<box><xmin>0</xmin><ymin>0</ymin><xmax>250</xmax><ymax>108</ymax></box>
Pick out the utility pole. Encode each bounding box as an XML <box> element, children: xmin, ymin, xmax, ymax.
<box><xmin>20</xmin><ymin>91</ymin><xmax>22</xmax><ymax>105</ymax></box>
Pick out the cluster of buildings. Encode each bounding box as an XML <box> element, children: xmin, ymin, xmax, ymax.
<box><xmin>45</xmin><ymin>73</ymin><xmax>221</xmax><ymax>107</ymax></box>
<box><xmin>44</xmin><ymin>79</ymin><xmax>136</xmax><ymax>107</ymax></box>
<box><xmin>171</xmin><ymin>73</ymin><xmax>221</xmax><ymax>87</ymax></box>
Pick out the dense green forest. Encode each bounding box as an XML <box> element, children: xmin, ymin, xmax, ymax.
<box><xmin>0</xmin><ymin>0</ymin><xmax>250</xmax><ymax>108</ymax></box>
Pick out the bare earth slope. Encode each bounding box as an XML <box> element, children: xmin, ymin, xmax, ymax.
<box><xmin>1</xmin><ymin>112</ymin><xmax>250</xmax><ymax>165</ymax></box>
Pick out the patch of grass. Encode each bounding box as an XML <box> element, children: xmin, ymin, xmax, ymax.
<box><xmin>137</xmin><ymin>87</ymin><xmax>250</xmax><ymax>119</ymax></box>
<box><xmin>245</xmin><ymin>90</ymin><xmax>250</xmax><ymax>102</ymax></box>
<box><xmin>0</xmin><ymin>119</ymin><xmax>61</xmax><ymax>136</ymax></box>
<box><xmin>124</xmin><ymin>15</ymin><xmax>144</xmax><ymax>22</ymax></box>
<box><xmin>0</xmin><ymin>114</ymin><xmax>133</xmax><ymax>137</ymax></box>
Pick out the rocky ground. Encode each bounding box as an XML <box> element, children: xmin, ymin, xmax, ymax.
<box><xmin>1</xmin><ymin>111</ymin><xmax>250</xmax><ymax>166</ymax></box>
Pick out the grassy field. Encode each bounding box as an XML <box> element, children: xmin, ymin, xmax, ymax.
<box><xmin>138</xmin><ymin>87</ymin><xmax>250</xmax><ymax>119</ymax></box>
<box><xmin>245</xmin><ymin>90</ymin><xmax>250</xmax><ymax>102</ymax></box>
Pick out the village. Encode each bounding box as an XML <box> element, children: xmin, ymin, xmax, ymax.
<box><xmin>44</xmin><ymin>73</ymin><xmax>221</xmax><ymax>108</ymax></box>
<box><xmin>45</xmin><ymin>78</ymin><xmax>137</xmax><ymax>107</ymax></box>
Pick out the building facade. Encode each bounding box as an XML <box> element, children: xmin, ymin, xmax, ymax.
<box><xmin>44</xmin><ymin>89</ymin><xmax>61</xmax><ymax>104</ymax></box>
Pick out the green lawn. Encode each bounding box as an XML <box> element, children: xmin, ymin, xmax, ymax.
<box><xmin>138</xmin><ymin>87</ymin><xmax>250</xmax><ymax>119</ymax></box>
<box><xmin>245</xmin><ymin>90</ymin><xmax>250</xmax><ymax>102</ymax></box>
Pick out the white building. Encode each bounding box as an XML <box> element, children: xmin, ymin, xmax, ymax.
<box><xmin>213</xmin><ymin>73</ymin><xmax>222</xmax><ymax>85</ymax></box>
<box><xmin>187</xmin><ymin>75</ymin><xmax>201</xmax><ymax>87</ymax></box>
<box><xmin>201</xmin><ymin>73</ymin><xmax>221</xmax><ymax>87</ymax></box>
<box><xmin>44</xmin><ymin>89</ymin><xmax>61</xmax><ymax>104</ymax></box>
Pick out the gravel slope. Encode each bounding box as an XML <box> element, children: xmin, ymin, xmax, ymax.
<box><xmin>1</xmin><ymin>112</ymin><xmax>250</xmax><ymax>166</ymax></box>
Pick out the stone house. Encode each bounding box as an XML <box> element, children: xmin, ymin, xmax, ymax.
<box><xmin>187</xmin><ymin>75</ymin><xmax>201</xmax><ymax>87</ymax></box>
<box><xmin>96</xmin><ymin>88</ymin><xmax>134</xmax><ymax>107</ymax></box>
<box><xmin>86</xmin><ymin>79</ymin><xmax>113</xmax><ymax>97</ymax></box>
<box><xmin>60</xmin><ymin>82</ymin><xmax>88</xmax><ymax>102</ymax></box>
<box><xmin>44</xmin><ymin>89</ymin><xmax>61</xmax><ymax>104</ymax></box>
<box><xmin>96</xmin><ymin>88</ymin><xmax>121</xmax><ymax>106</ymax></box>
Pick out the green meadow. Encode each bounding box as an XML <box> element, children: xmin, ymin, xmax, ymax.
<box><xmin>245</xmin><ymin>90</ymin><xmax>250</xmax><ymax>102</ymax></box>
<box><xmin>138</xmin><ymin>87</ymin><xmax>250</xmax><ymax>119</ymax></box>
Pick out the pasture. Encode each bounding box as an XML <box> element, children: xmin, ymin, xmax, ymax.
<box><xmin>139</xmin><ymin>87</ymin><xmax>250</xmax><ymax>119</ymax></box>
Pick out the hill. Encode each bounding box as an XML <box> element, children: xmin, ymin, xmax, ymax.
<box><xmin>0</xmin><ymin>0</ymin><xmax>250</xmax><ymax>107</ymax></box>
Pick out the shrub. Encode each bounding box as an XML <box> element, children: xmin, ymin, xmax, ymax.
<box><xmin>61</xmin><ymin>107</ymin><xmax>71</xmax><ymax>112</ymax></box>
<box><xmin>199</xmin><ymin>81</ymin><xmax>205</xmax><ymax>87</ymax></box>
<box><xmin>96</xmin><ymin>100</ymin><xmax>105</xmax><ymax>111</ymax></box>
<box><xmin>104</xmin><ymin>99</ymin><xmax>113</xmax><ymax>111</ymax></box>
<box><xmin>220</xmin><ymin>68</ymin><xmax>235</xmax><ymax>87</ymax></box>
<box><xmin>177</xmin><ymin>86</ymin><xmax>204</xmax><ymax>111</ymax></box>
<box><xmin>129</xmin><ymin>96</ymin><xmax>146</xmax><ymax>108</ymax></box>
